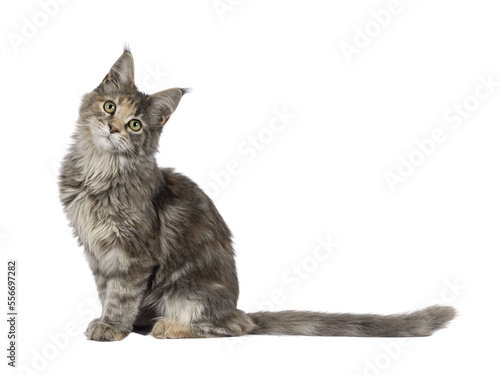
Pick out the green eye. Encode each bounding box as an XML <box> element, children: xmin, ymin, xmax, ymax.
<box><xmin>103</xmin><ymin>101</ymin><xmax>116</xmax><ymax>114</ymax></box>
<box><xmin>128</xmin><ymin>119</ymin><xmax>142</xmax><ymax>132</ymax></box>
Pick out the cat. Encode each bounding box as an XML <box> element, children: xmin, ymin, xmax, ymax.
<box><xmin>58</xmin><ymin>48</ymin><xmax>456</xmax><ymax>341</ymax></box>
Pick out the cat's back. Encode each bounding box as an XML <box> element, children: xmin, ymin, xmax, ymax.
<box><xmin>153</xmin><ymin>167</ymin><xmax>209</xmax><ymax>225</ymax></box>
<box><xmin>155</xmin><ymin>167</ymin><xmax>222</xmax><ymax>218</ymax></box>
<box><xmin>154</xmin><ymin>167</ymin><xmax>233</xmax><ymax>253</ymax></box>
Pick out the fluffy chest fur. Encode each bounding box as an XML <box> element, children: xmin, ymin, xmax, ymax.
<box><xmin>60</xmin><ymin>142</ymin><xmax>159</xmax><ymax>257</ymax></box>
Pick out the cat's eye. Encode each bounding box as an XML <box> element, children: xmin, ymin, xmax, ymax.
<box><xmin>128</xmin><ymin>119</ymin><xmax>142</xmax><ymax>132</ymax></box>
<box><xmin>103</xmin><ymin>101</ymin><xmax>116</xmax><ymax>114</ymax></box>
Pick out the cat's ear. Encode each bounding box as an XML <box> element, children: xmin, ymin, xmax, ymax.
<box><xmin>148</xmin><ymin>88</ymin><xmax>187</xmax><ymax>126</ymax></box>
<box><xmin>100</xmin><ymin>50</ymin><xmax>135</xmax><ymax>89</ymax></box>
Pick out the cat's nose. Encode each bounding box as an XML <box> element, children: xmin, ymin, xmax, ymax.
<box><xmin>108</xmin><ymin>124</ymin><xmax>119</xmax><ymax>134</ymax></box>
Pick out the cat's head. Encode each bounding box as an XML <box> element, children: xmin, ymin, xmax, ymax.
<box><xmin>78</xmin><ymin>48</ymin><xmax>186</xmax><ymax>156</ymax></box>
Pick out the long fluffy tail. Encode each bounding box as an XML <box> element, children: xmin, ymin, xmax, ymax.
<box><xmin>247</xmin><ymin>305</ymin><xmax>456</xmax><ymax>337</ymax></box>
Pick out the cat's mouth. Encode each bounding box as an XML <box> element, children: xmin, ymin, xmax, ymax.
<box><xmin>98</xmin><ymin>134</ymin><xmax>113</xmax><ymax>143</ymax></box>
<box><xmin>98</xmin><ymin>127</ymin><xmax>115</xmax><ymax>143</ymax></box>
<box><xmin>104</xmin><ymin>134</ymin><xmax>117</xmax><ymax>147</ymax></box>
<box><xmin>91</xmin><ymin>128</ymin><xmax>116</xmax><ymax>152</ymax></box>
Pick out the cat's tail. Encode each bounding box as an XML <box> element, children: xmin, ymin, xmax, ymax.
<box><xmin>246</xmin><ymin>305</ymin><xmax>456</xmax><ymax>337</ymax></box>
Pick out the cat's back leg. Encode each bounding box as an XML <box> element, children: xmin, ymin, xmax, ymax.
<box><xmin>150</xmin><ymin>286</ymin><xmax>254</xmax><ymax>339</ymax></box>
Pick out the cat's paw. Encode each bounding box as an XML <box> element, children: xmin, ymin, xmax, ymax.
<box><xmin>85</xmin><ymin>319</ymin><xmax>129</xmax><ymax>341</ymax></box>
<box><xmin>151</xmin><ymin>318</ymin><xmax>197</xmax><ymax>339</ymax></box>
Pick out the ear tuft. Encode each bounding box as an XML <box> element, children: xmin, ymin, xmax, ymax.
<box><xmin>123</xmin><ymin>43</ymin><xmax>131</xmax><ymax>54</ymax></box>
<box><xmin>179</xmin><ymin>88</ymin><xmax>192</xmax><ymax>95</ymax></box>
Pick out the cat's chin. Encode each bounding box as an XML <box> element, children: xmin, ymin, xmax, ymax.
<box><xmin>92</xmin><ymin>133</ymin><xmax>117</xmax><ymax>153</ymax></box>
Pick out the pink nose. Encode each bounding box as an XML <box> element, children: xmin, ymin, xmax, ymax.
<box><xmin>109</xmin><ymin>124</ymin><xmax>119</xmax><ymax>134</ymax></box>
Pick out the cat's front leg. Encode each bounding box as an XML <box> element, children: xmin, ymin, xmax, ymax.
<box><xmin>85</xmin><ymin>263</ymin><xmax>152</xmax><ymax>341</ymax></box>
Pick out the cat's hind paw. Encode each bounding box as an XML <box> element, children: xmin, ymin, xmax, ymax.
<box><xmin>151</xmin><ymin>318</ymin><xmax>199</xmax><ymax>339</ymax></box>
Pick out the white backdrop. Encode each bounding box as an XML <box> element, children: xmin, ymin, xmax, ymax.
<box><xmin>1</xmin><ymin>0</ymin><xmax>499</xmax><ymax>374</ymax></box>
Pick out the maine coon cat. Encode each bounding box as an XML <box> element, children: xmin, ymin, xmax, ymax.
<box><xmin>59</xmin><ymin>49</ymin><xmax>456</xmax><ymax>341</ymax></box>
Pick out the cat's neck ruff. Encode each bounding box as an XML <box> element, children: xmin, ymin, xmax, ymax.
<box><xmin>73</xmin><ymin>129</ymin><xmax>159</xmax><ymax>194</ymax></box>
